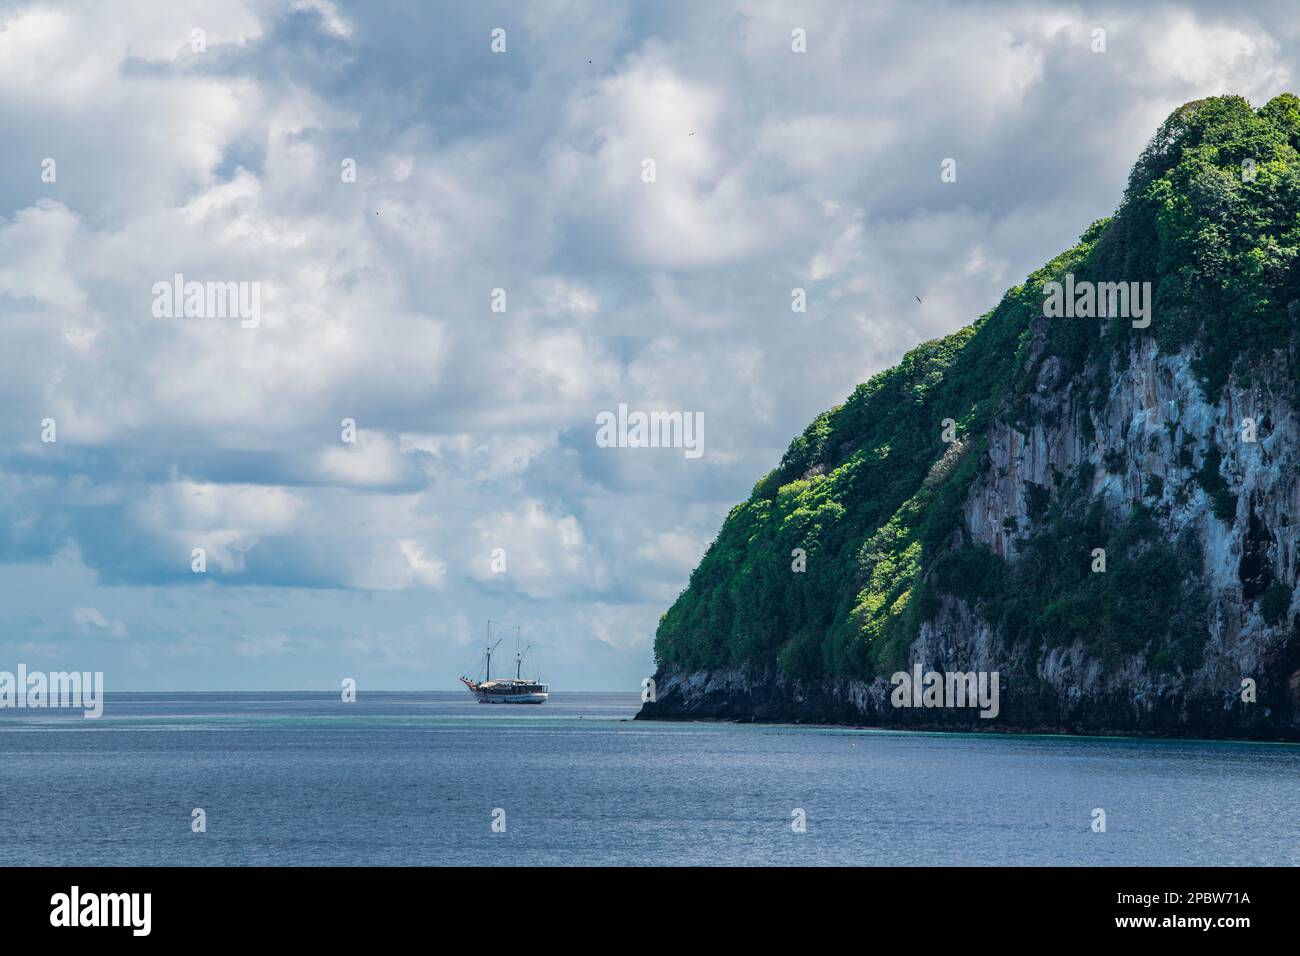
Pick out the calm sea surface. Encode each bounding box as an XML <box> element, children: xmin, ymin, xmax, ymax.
<box><xmin>0</xmin><ymin>692</ymin><xmax>1295</xmax><ymax>866</ymax></box>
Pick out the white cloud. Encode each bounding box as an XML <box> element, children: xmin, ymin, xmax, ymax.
<box><xmin>359</xmin><ymin>539</ymin><xmax>447</xmax><ymax>592</ymax></box>
<box><xmin>73</xmin><ymin>606</ymin><xmax>127</xmax><ymax>637</ymax></box>
<box><xmin>548</xmin><ymin>50</ymin><xmax>803</xmax><ymax>268</ymax></box>
<box><xmin>133</xmin><ymin>482</ymin><xmax>305</xmax><ymax>575</ymax></box>
<box><xmin>634</xmin><ymin>528</ymin><xmax>709</xmax><ymax>573</ymax></box>
<box><xmin>469</xmin><ymin>500</ymin><xmax>607</xmax><ymax>599</ymax></box>
<box><xmin>316</xmin><ymin>431</ymin><xmax>417</xmax><ymax>488</ymax></box>
<box><xmin>579</xmin><ymin>602</ymin><xmax>659</xmax><ymax>652</ymax></box>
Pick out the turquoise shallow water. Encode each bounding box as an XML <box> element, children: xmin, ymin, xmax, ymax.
<box><xmin>0</xmin><ymin>691</ymin><xmax>1295</xmax><ymax>866</ymax></box>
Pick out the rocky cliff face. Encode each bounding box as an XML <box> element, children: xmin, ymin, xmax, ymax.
<box><xmin>944</xmin><ymin>330</ymin><xmax>1295</xmax><ymax>736</ymax></box>
<box><xmin>939</xmin><ymin>327</ymin><xmax>1300</xmax><ymax>736</ymax></box>
<box><xmin>642</xmin><ymin>330</ymin><xmax>1300</xmax><ymax>737</ymax></box>
<box><xmin>639</xmin><ymin>95</ymin><xmax>1300</xmax><ymax>740</ymax></box>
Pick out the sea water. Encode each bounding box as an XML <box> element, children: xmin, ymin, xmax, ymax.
<box><xmin>0</xmin><ymin>692</ymin><xmax>1295</xmax><ymax>866</ymax></box>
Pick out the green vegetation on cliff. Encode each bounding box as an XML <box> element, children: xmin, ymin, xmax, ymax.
<box><xmin>654</xmin><ymin>94</ymin><xmax>1300</xmax><ymax>682</ymax></box>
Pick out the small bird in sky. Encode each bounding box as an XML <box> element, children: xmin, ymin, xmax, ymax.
<box><xmin>915</xmin><ymin>295</ymin><xmax>922</xmax><ymax>304</ymax></box>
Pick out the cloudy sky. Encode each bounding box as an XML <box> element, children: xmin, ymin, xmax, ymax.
<box><xmin>1</xmin><ymin>0</ymin><xmax>1296</xmax><ymax>691</ymax></box>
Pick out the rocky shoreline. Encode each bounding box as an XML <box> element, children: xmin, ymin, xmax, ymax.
<box><xmin>635</xmin><ymin>663</ymin><xmax>1300</xmax><ymax>741</ymax></box>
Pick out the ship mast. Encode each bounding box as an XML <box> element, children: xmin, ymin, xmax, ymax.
<box><xmin>484</xmin><ymin>621</ymin><xmax>502</xmax><ymax>682</ymax></box>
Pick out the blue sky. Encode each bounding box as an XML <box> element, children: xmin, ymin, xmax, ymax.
<box><xmin>1</xmin><ymin>0</ymin><xmax>1296</xmax><ymax>690</ymax></box>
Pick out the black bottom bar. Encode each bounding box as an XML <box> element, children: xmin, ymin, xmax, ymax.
<box><xmin>0</xmin><ymin>866</ymin><xmax>1284</xmax><ymax>941</ymax></box>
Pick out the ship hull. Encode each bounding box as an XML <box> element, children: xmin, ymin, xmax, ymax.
<box><xmin>473</xmin><ymin>691</ymin><xmax>548</xmax><ymax>704</ymax></box>
<box><xmin>459</xmin><ymin>678</ymin><xmax>548</xmax><ymax>704</ymax></box>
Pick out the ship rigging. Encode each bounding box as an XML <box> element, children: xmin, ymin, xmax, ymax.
<box><xmin>459</xmin><ymin>621</ymin><xmax>549</xmax><ymax>704</ymax></box>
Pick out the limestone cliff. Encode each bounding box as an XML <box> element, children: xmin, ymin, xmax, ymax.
<box><xmin>638</xmin><ymin>95</ymin><xmax>1300</xmax><ymax>739</ymax></box>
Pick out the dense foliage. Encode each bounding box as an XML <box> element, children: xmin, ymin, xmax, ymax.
<box><xmin>654</xmin><ymin>95</ymin><xmax>1300</xmax><ymax>682</ymax></box>
<box><xmin>932</xmin><ymin>492</ymin><xmax>1208</xmax><ymax>677</ymax></box>
<box><xmin>1045</xmin><ymin>94</ymin><xmax>1300</xmax><ymax>398</ymax></box>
